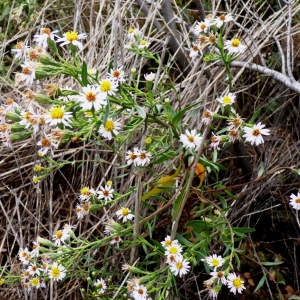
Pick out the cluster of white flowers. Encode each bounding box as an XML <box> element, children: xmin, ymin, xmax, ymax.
<box><xmin>76</xmin><ymin>184</ymin><xmax>115</xmax><ymax>219</ymax></box>
<box><xmin>202</xmin><ymin>254</ymin><xmax>246</xmax><ymax>298</ymax></box>
<box><xmin>126</xmin><ymin>148</ymin><xmax>151</xmax><ymax>166</ymax></box>
<box><xmin>126</xmin><ymin>278</ymin><xmax>151</xmax><ymax>300</ymax></box>
<box><xmin>190</xmin><ymin>13</ymin><xmax>246</xmax><ymax>59</ymax></box>
<box><xmin>18</xmin><ymin>236</ymin><xmax>69</xmax><ymax>292</ymax></box>
<box><xmin>126</xmin><ymin>27</ymin><xmax>151</xmax><ymax>50</ymax></box>
<box><xmin>161</xmin><ymin>235</ymin><xmax>191</xmax><ymax>277</ymax></box>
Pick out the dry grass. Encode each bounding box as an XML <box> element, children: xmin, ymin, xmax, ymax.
<box><xmin>0</xmin><ymin>0</ymin><xmax>300</xmax><ymax>299</ymax></box>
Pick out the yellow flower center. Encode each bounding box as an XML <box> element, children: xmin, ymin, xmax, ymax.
<box><xmin>85</xmin><ymin>91</ymin><xmax>96</xmax><ymax>102</ymax></box>
<box><xmin>41</xmin><ymin>138</ymin><xmax>51</xmax><ymax>147</ymax></box>
<box><xmin>0</xmin><ymin>278</ymin><xmax>4</xmax><ymax>285</ymax></box>
<box><xmin>104</xmin><ymin>120</ymin><xmax>114</xmax><ymax>131</ymax></box>
<box><xmin>165</xmin><ymin>240</ymin><xmax>172</xmax><ymax>247</ymax></box>
<box><xmin>200</xmin><ymin>23</ymin><xmax>207</xmax><ymax>30</ymax></box>
<box><xmin>169</xmin><ymin>246</ymin><xmax>178</xmax><ymax>255</ymax></box>
<box><xmin>176</xmin><ymin>262</ymin><xmax>183</xmax><ymax>269</ymax></box>
<box><xmin>34</xmin><ymin>165</ymin><xmax>42</xmax><ymax>172</ymax></box>
<box><xmin>140</xmin><ymin>40</ymin><xmax>147</xmax><ymax>45</ymax></box>
<box><xmin>55</xmin><ymin>230</ymin><xmax>63</xmax><ymax>239</ymax></box>
<box><xmin>51</xmin><ymin>267</ymin><xmax>60</xmax><ymax>278</ymax></box>
<box><xmin>33</xmin><ymin>176</ymin><xmax>39</xmax><ymax>184</ymax></box>
<box><xmin>231</xmin><ymin>38</ymin><xmax>241</xmax><ymax>47</ymax></box>
<box><xmin>65</xmin><ymin>31</ymin><xmax>78</xmax><ymax>42</ymax></box>
<box><xmin>107</xmin><ymin>180</ymin><xmax>112</xmax><ymax>186</ymax></box>
<box><xmin>82</xmin><ymin>202</ymin><xmax>91</xmax><ymax>212</ymax></box>
<box><xmin>81</xmin><ymin>187</ymin><xmax>90</xmax><ymax>195</ymax></box>
<box><xmin>295</xmin><ymin>198</ymin><xmax>300</xmax><ymax>204</ymax></box>
<box><xmin>100</xmin><ymin>80</ymin><xmax>112</xmax><ymax>92</ymax></box>
<box><xmin>122</xmin><ymin>208</ymin><xmax>129</xmax><ymax>216</ymax></box>
<box><xmin>128</xmin><ymin>28</ymin><xmax>134</xmax><ymax>34</ymax></box>
<box><xmin>211</xmin><ymin>258</ymin><xmax>220</xmax><ymax>266</ymax></box>
<box><xmin>103</xmin><ymin>190</ymin><xmax>109</xmax><ymax>197</ymax></box>
<box><xmin>50</xmin><ymin>107</ymin><xmax>64</xmax><ymax>119</ymax></box>
<box><xmin>145</xmin><ymin>137</ymin><xmax>152</xmax><ymax>144</ymax></box>
<box><xmin>31</xmin><ymin>278</ymin><xmax>39</xmax><ymax>287</ymax></box>
<box><xmin>233</xmin><ymin>278</ymin><xmax>243</xmax><ymax>288</ymax></box>
<box><xmin>42</xmin><ymin>28</ymin><xmax>51</xmax><ymax>35</ymax></box>
<box><xmin>223</xmin><ymin>96</ymin><xmax>232</xmax><ymax>104</ymax></box>
<box><xmin>98</xmin><ymin>283</ymin><xmax>103</xmax><ymax>288</ymax></box>
<box><xmin>252</xmin><ymin>129</ymin><xmax>261</xmax><ymax>136</ymax></box>
<box><xmin>217</xmin><ymin>271</ymin><xmax>224</xmax><ymax>278</ymax></box>
<box><xmin>188</xmin><ymin>136</ymin><xmax>195</xmax><ymax>143</ymax></box>
<box><xmin>203</xmin><ymin>110</ymin><xmax>212</xmax><ymax>118</ymax></box>
<box><xmin>192</xmin><ymin>45</ymin><xmax>199</xmax><ymax>51</ymax></box>
<box><xmin>129</xmin><ymin>153</ymin><xmax>137</xmax><ymax>160</ymax></box>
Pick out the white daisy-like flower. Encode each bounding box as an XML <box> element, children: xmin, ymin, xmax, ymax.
<box><xmin>208</xmin><ymin>286</ymin><xmax>220</xmax><ymax>299</ymax></box>
<box><xmin>228</xmin><ymin>128</ymin><xmax>241</xmax><ymax>142</ymax></box>
<box><xmin>132</xmin><ymin>284</ymin><xmax>149</xmax><ymax>300</ymax></box>
<box><xmin>214</xmin><ymin>14</ymin><xmax>234</xmax><ymax>28</ymax></box>
<box><xmin>48</xmin><ymin>262</ymin><xmax>67</xmax><ymax>281</ymax></box>
<box><xmin>289</xmin><ymin>192</ymin><xmax>300</xmax><ymax>210</ymax></box>
<box><xmin>37</xmin><ymin>137</ymin><xmax>57</xmax><ymax>156</ymax></box>
<box><xmin>19</xmin><ymin>110</ymin><xmax>40</xmax><ymax>133</ymax></box>
<box><xmin>57</xmin><ymin>31</ymin><xmax>88</xmax><ymax>50</ymax></box>
<box><xmin>242</xmin><ymin>122</ymin><xmax>270</xmax><ymax>146</ymax></box>
<box><xmin>116</xmin><ymin>207</ymin><xmax>134</xmax><ymax>222</ymax></box>
<box><xmin>161</xmin><ymin>235</ymin><xmax>179</xmax><ymax>248</ymax></box>
<box><xmin>202</xmin><ymin>109</ymin><xmax>214</xmax><ymax>125</ymax></box>
<box><xmin>16</xmin><ymin>61</ymin><xmax>36</xmax><ymax>86</ymax></box>
<box><xmin>30</xmin><ymin>240</ymin><xmax>40</xmax><ymax>257</ymax></box>
<box><xmin>94</xmin><ymin>278</ymin><xmax>107</xmax><ymax>294</ymax></box>
<box><xmin>202</xmin><ymin>254</ymin><xmax>225</xmax><ymax>271</ymax></box>
<box><xmin>169</xmin><ymin>258</ymin><xmax>190</xmax><ymax>277</ymax></box>
<box><xmin>227</xmin><ymin>272</ymin><xmax>246</xmax><ymax>295</ymax></box>
<box><xmin>165</xmin><ymin>243</ymin><xmax>183</xmax><ymax>260</ymax></box>
<box><xmin>45</xmin><ymin>105</ymin><xmax>72</xmax><ymax>127</ymax></box>
<box><xmin>27</xmin><ymin>263</ymin><xmax>41</xmax><ymax>276</ymax></box>
<box><xmin>11</xmin><ymin>41</ymin><xmax>30</xmax><ymax>60</ymax></box>
<box><xmin>41</xmin><ymin>259</ymin><xmax>51</xmax><ymax>273</ymax></box>
<box><xmin>97</xmin><ymin>185</ymin><xmax>114</xmax><ymax>202</ymax></box>
<box><xmin>30</xmin><ymin>277</ymin><xmax>42</xmax><ymax>289</ymax></box>
<box><xmin>224</xmin><ymin>38</ymin><xmax>246</xmax><ymax>55</ymax></box>
<box><xmin>210</xmin><ymin>133</ymin><xmax>221</xmax><ymax>150</ymax></box>
<box><xmin>125</xmin><ymin>148</ymin><xmax>139</xmax><ymax>166</ymax></box>
<box><xmin>99</xmin><ymin>118</ymin><xmax>122</xmax><ymax>140</ymax></box>
<box><xmin>0</xmin><ymin>123</ymin><xmax>12</xmax><ymax>148</ymax></box>
<box><xmin>23</xmin><ymin>282</ymin><xmax>32</xmax><ymax>292</ymax></box>
<box><xmin>52</xmin><ymin>229</ymin><xmax>70</xmax><ymax>245</ymax></box>
<box><xmin>217</xmin><ymin>93</ymin><xmax>236</xmax><ymax>106</ymax></box>
<box><xmin>138</xmin><ymin>39</ymin><xmax>151</xmax><ymax>49</ymax></box>
<box><xmin>135</xmin><ymin>149</ymin><xmax>151</xmax><ymax>166</ymax></box>
<box><xmin>127</xmin><ymin>28</ymin><xmax>142</xmax><ymax>40</ymax></box>
<box><xmin>62</xmin><ymin>224</ymin><xmax>76</xmax><ymax>235</ymax></box>
<box><xmin>33</xmin><ymin>28</ymin><xmax>59</xmax><ymax>49</ymax></box>
<box><xmin>227</xmin><ymin>114</ymin><xmax>243</xmax><ymax>129</ymax></box>
<box><xmin>144</xmin><ymin>72</ymin><xmax>156</xmax><ymax>82</ymax></box>
<box><xmin>210</xmin><ymin>270</ymin><xmax>227</xmax><ymax>285</ymax></box>
<box><xmin>179</xmin><ymin>129</ymin><xmax>202</xmax><ymax>150</ymax></box>
<box><xmin>79</xmin><ymin>186</ymin><xmax>96</xmax><ymax>201</ymax></box>
<box><xmin>189</xmin><ymin>43</ymin><xmax>201</xmax><ymax>58</ymax></box>
<box><xmin>107</xmin><ymin>66</ymin><xmax>126</xmax><ymax>84</ymax></box>
<box><xmin>99</xmin><ymin>78</ymin><xmax>118</xmax><ymax>96</ymax></box>
<box><xmin>110</xmin><ymin>235</ymin><xmax>122</xmax><ymax>245</ymax></box>
<box><xmin>76</xmin><ymin>201</ymin><xmax>91</xmax><ymax>219</ymax></box>
<box><xmin>18</xmin><ymin>247</ymin><xmax>30</xmax><ymax>265</ymax></box>
<box><xmin>78</xmin><ymin>85</ymin><xmax>107</xmax><ymax>110</ymax></box>
<box><xmin>193</xmin><ymin>19</ymin><xmax>211</xmax><ymax>36</ymax></box>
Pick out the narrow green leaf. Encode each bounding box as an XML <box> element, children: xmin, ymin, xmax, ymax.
<box><xmin>81</xmin><ymin>61</ymin><xmax>88</xmax><ymax>86</ymax></box>
<box><xmin>254</xmin><ymin>273</ymin><xmax>267</xmax><ymax>292</ymax></box>
<box><xmin>171</xmin><ymin>102</ymin><xmax>200</xmax><ymax>127</ymax></box>
<box><xmin>250</xmin><ymin>108</ymin><xmax>261</xmax><ymax>124</ymax></box>
<box><xmin>260</xmin><ymin>261</ymin><xmax>283</xmax><ymax>266</ymax></box>
<box><xmin>172</xmin><ymin>180</ymin><xmax>188</xmax><ymax>222</ymax></box>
